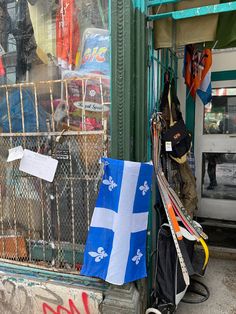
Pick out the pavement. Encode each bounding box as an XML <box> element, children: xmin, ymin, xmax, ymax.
<box><xmin>177</xmin><ymin>256</ymin><xmax>236</xmax><ymax>314</ymax></box>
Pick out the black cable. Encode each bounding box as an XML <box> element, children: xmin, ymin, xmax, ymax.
<box><xmin>181</xmin><ymin>278</ymin><xmax>210</xmax><ymax>304</ymax></box>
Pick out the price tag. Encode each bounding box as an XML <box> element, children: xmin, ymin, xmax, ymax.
<box><xmin>165</xmin><ymin>141</ymin><xmax>172</xmax><ymax>152</ymax></box>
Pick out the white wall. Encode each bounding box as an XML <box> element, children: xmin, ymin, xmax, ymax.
<box><xmin>212</xmin><ymin>48</ymin><xmax>236</xmax><ymax>72</ymax></box>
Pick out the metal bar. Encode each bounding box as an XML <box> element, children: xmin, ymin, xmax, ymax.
<box><xmin>40</xmin><ymin>181</ymin><xmax>46</xmax><ymax>262</ymax></box>
<box><xmin>12</xmin><ymin>180</ymin><xmax>18</xmax><ymax>260</ymax></box>
<box><xmin>27</xmin><ymin>197</ymin><xmax>32</xmax><ymax>262</ymax></box>
<box><xmin>19</xmin><ymin>85</ymin><xmax>25</xmax><ymax>134</ymax></box>
<box><xmin>148</xmin><ymin>2</ymin><xmax>236</xmax><ymax>21</ymax></box>
<box><xmin>33</xmin><ymin>84</ymin><xmax>39</xmax><ymax>133</ymax></box>
<box><xmin>65</xmin><ymin>80</ymin><xmax>70</xmax><ymax>128</ymax></box>
<box><xmin>0</xmin><ymin>76</ymin><xmax>107</xmax><ymax>89</ymax></box>
<box><xmin>68</xmin><ymin>139</ymin><xmax>76</xmax><ymax>269</ymax></box>
<box><xmin>147</xmin><ymin>0</ymin><xmax>181</xmax><ymax>7</ymax></box>
<box><xmin>5</xmin><ymin>87</ymin><xmax>12</xmax><ymax>133</ymax></box>
<box><xmin>82</xmin><ymin>79</ymin><xmax>86</xmax><ymax>131</ymax></box>
<box><xmin>55</xmin><ymin>182</ymin><xmax>61</xmax><ymax>266</ymax></box>
<box><xmin>0</xmin><ymin>185</ymin><xmax>5</xmax><ymax>257</ymax></box>
<box><xmin>0</xmin><ymin>260</ymin><xmax>107</xmax><ymax>286</ymax></box>
<box><xmin>85</xmin><ymin>136</ymin><xmax>91</xmax><ymax>246</ymax></box>
<box><xmin>0</xmin><ymin>131</ymin><xmax>105</xmax><ymax>137</ymax></box>
<box><xmin>64</xmin><ymin>80</ymin><xmax>76</xmax><ymax>268</ymax></box>
<box><xmin>49</xmin><ymin>84</ymin><xmax>55</xmax><ymax>132</ymax></box>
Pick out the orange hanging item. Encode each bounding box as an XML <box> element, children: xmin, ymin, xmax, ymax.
<box><xmin>56</xmin><ymin>0</ymin><xmax>80</xmax><ymax>69</ymax></box>
<box><xmin>184</xmin><ymin>45</ymin><xmax>212</xmax><ymax>100</ymax></box>
<box><xmin>0</xmin><ymin>57</ymin><xmax>5</xmax><ymax>77</ymax></box>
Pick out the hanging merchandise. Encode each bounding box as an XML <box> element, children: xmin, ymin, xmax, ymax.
<box><xmin>160</xmin><ymin>77</ymin><xmax>191</xmax><ymax>163</ymax></box>
<box><xmin>0</xmin><ymin>89</ymin><xmax>47</xmax><ymax>133</ymax></box>
<box><xmin>12</xmin><ymin>0</ymin><xmax>37</xmax><ymax>82</ymax></box>
<box><xmin>152</xmin><ymin>117</ymin><xmax>192</xmax><ymax>287</ymax></box>
<box><xmin>0</xmin><ymin>2</ymin><xmax>11</xmax><ymax>50</ymax></box>
<box><xmin>0</xmin><ymin>57</ymin><xmax>5</xmax><ymax>77</ymax></box>
<box><xmin>148</xmin><ymin>114</ymin><xmax>209</xmax><ymax>313</ymax></box>
<box><xmin>56</xmin><ymin>0</ymin><xmax>80</xmax><ymax>70</ymax></box>
<box><xmin>153</xmin><ymin>224</ymin><xmax>193</xmax><ymax>311</ymax></box>
<box><xmin>148</xmin><ymin>222</ymin><xmax>209</xmax><ymax>313</ymax></box>
<box><xmin>81</xmin><ymin>157</ymin><xmax>153</xmax><ymax>285</ymax></box>
<box><xmin>159</xmin><ymin>75</ymin><xmax>198</xmax><ymax>215</ymax></box>
<box><xmin>0</xmin><ymin>2</ymin><xmax>11</xmax><ymax>79</ymax></box>
<box><xmin>183</xmin><ymin>45</ymin><xmax>212</xmax><ymax>105</ymax></box>
<box><xmin>178</xmin><ymin>162</ymin><xmax>198</xmax><ymax>217</ymax></box>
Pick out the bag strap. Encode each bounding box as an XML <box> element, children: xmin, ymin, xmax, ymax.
<box><xmin>168</xmin><ymin>85</ymin><xmax>174</xmax><ymax>127</ymax></box>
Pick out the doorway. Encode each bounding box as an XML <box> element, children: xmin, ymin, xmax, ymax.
<box><xmin>195</xmin><ymin>80</ymin><xmax>236</xmax><ymax>221</ymax></box>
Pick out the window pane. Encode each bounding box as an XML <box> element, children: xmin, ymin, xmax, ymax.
<box><xmin>0</xmin><ymin>0</ymin><xmax>110</xmax><ymax>133</ymax></box>
<box><xmin>203</xmin><ymin>88</ymin><xmax>236</xmax><ymax>135</ymax></box>
<box><xmin>202</xmin><ymin>153</ymin><xmax>236</xmax><ymax>200</ymax></box>
<box><xmin>0</xmin><ymin>0</ymin><xmax>110</xmax><ymax>271</ymax></box>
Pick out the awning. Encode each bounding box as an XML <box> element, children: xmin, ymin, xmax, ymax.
<box><xmin>152</xmin><ymin>0</ymin><xmax>236</xmax><ymax>49</ymax></box>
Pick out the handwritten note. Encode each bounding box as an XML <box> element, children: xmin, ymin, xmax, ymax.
<box><xmin>19</xmin><ymin>149</ymin><xmax>58</xmax><ymax>182</ymax></box>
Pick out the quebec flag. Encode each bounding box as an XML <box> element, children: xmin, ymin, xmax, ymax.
<box><xmin>81</xmin><ymin>157</ymin><xmax>153</xmax><ymax>285</ymax></box>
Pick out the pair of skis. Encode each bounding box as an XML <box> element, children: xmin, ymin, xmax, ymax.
<box><xmin>152</xmin><ymin>113</ymin><xmax>209</xmax><ymax>286</ymax></box>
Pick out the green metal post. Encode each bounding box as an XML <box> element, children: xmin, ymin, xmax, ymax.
<box><xmin>111</xmin><ymin>0</ymin><xmax>148</xmax><ymax>162</ymax></box>
<box><xmin>185</xmin><ymin>88</ymin><xmax>196</xmax><ymax>147</ymax></box>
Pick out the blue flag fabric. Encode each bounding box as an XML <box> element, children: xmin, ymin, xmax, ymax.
<box><xmin>81</xmin><ymin>158</ymin><xmax>153</xmax><ymax>285</ymax></box>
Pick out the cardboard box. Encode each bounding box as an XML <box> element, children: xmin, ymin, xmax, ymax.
<box><xmin>0</xmin><ymin>236</ymin><xmax>28</xmax><ymax>259</ymax></box>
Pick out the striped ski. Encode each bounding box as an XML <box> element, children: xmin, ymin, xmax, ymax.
<box><xmin>152</xmin><ymin>117</ymin><xmax>192</xmax><ymax>285</ymax></box>
<box><xmin>160</xmin><ymin>171</ymin><xmax>208</xmax><ymax>240</ymax></box>
<box><xmin>162</xmin><ymin>174</ymin><xmax>208</xmax><ymax>240</ymax></box>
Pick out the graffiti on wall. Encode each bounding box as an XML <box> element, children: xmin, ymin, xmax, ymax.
<box><xmin>0</xmin><ymin>275</ymin><xmax>103</xmax><ymax>314</ymax></box>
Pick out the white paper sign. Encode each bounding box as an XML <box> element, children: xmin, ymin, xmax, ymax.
<box><xmin>7</xmin><ymin>146</ymin><xmax>24</xmax><ymax>162</ymax></box>
<box><xmin>19</xmin><ymin>149</ymin><xmax>58</xmax><ymax>182</ymax></box>
<box><xmin>165</xmin><ymin>141</ymin><xmax>172</xmax><ymax>152</ymax></box>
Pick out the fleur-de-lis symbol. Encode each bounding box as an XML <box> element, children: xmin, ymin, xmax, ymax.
<box><xmin>88</xmin><ymin>247</ymin><xmax>108</xmax><ymax>263</ymax></box>
<box><xmin>89</xmin><ymin>89</ymin><xmax>96</xmax><ymax>97</ymax></box>
<box><xmin>132</xmin><ymin>249</ymin><xmax>143</xmax><ymax>265</ymax></box>
<box><xmin>139</xmin><ymin>181</ymin><xmax>149</xmax><ymax>196</ymax></box>
<box><xmin>103</xmin><ymin>176</ymin><xmax>117</xmax><ymax>191</ymax></box>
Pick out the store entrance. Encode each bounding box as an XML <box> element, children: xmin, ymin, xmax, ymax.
<box><xmin>195</xmin><ymin>81</ymin><xmax>236</xmax><ymax>221</ymax></box>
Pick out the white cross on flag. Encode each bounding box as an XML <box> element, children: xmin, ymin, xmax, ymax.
<box><xmin>81</xmin><ymin>157</ymin><xmax>153</xmax><ymax>285</ymax></box>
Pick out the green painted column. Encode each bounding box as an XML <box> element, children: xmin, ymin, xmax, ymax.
<box><xmin>185</xmin><ymin>88</ymin><xmax>196</xmax><ymax>147</ymax></box>
<box><xmin>110</xmin><ymin>0</ymin><xmax>147</xmax><ymax>162</ymax></box>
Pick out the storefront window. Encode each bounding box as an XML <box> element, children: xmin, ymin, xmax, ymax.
<box><xmin>0</xmin><ymin>0</ymin><xmax>110</xmax><ymax>133</ymax></box>
<box><xmin>0</xmin><ymin>1</ymin><xmax>110</xmax><ymax>271</ymax></box>
<box><xmin>202</xmin><ymin>153</ymin><xmax>236</xmax><ymax>200</ymax></box>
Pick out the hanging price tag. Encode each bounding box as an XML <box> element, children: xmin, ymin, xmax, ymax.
<box><xmin>165</xmin><ymin>141</ymin><xmax>172</xmax><ymax>152</ymax></box>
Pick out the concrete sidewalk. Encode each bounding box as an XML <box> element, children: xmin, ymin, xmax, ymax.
<box><xmin>177</xmin><ymin>257</ymin><xmax>236</xmax><ymax>314</ymax></box>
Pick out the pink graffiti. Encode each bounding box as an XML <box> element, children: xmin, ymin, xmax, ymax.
<box><xmin>42</xmin><ymin>292</ymin><xmax>90</xmax><ymax>314</ymax></box>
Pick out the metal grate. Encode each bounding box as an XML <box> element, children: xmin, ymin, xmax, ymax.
<box><xmin>0</xmin><ymin>77</ymin><xmax>109</xmax><ymax>271</ymax></box>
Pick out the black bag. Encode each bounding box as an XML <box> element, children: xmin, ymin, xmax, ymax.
<box><xmin>150</xmin><ymin>224</ymin><xmax>191</xmax><ymax>313</ymax></box>
<box><xmin>162</xmin><ymin>119</ymin><xmax>192</xmax><ymax>158</ymax></box>
<box><xmin>160</xmin><ymin>77</ymin><xmax>191</xmax><ymax>159</ymax></box>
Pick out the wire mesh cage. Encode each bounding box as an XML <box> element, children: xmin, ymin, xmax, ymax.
<box><xmin>0</xmin><ymin>77</ymin><xmax>109</xmax><ymax>272</ymax></box>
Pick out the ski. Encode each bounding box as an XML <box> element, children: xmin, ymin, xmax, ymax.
<box><xmin>152</xmin><ymin>117</ymin><xmax>192</xmax><ymax>286</ymax></box>
<box><xmin>161</xmin><ymin>172</ymin><xmax>208</xmax><ymax>240</ymax></box>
